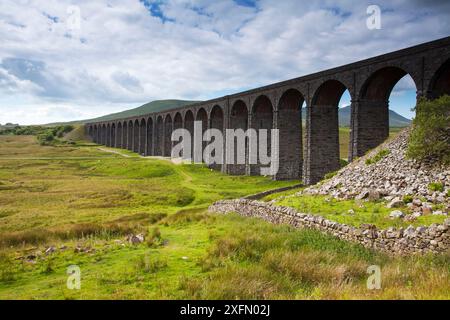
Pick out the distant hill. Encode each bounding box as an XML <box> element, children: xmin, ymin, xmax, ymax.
<box><xmin>301</xmin><ymin>105</ymin><xmax>411</xmax><ymax>127</ymax></box>
<box><xmin>48</xmin><ymin>99</ymin><xmax>199</xmax><ymax>125</ymax></box>
<box><xmin>51</xmin><ymin>100</ymin><xmax>411</xmax><ymax>127</ymax></box>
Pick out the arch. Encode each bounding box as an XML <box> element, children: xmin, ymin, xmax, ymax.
<box><xmin>352</xmin><ymin>66</ymin><xmax>418</xmax><ymax>160</ymax></box>
<box><xmin>277</xmin><ymin>88</ymin><xmax>305</xmax><ymax>180</ymax></box>
<box><xmin>359</xmin><ymin>66</ymin><xmax>413</xmax><ymax>101</ymax></box>
<box><xmin>428</xmin><ymin>58</ymin><xmax>450</xmax><ymax>99</ymax></box>
<box><xmin>111</xmin><ymin>123</ymin><xmax>116</xmax><ymax>148</ymax></box>
<box><xmin>127</xmin><ymin>120</ymin><xmax>133</xmax><ymax>151</ymax></box>
<box><xmin>250</xmin><ymin>95</ymin><xmax>274</xmax><ymax>176</ymax></box>
<box><xmin>146</xmin><ymin>117</ymin><xmax>153</xmax><ymax>156</ymax></box>
<box><xmin>139</xmin><ymin>118</ymin><xmax>146</xmax><ymax>155</ymax></box>
<box><xmin>209</xmin><ymin>105</ymin><xmax>224</xmax><ymax>170</ymax></box>
<box><xmin>307</xmin><ymin>80</ymin><xmax>348</xmax><ymax>184</ymax></box>
<box><xmin>133</xmin><ymin>119</ymin><xmax>140</xmax><ymax>153</ymax></box>
<box><xmin>155</xmin><ymin>116</ymin><xmax>164</xmax><ymax>156</ymax></box>
<box><xmin>227</xmin><ymin>100</ymin><xmax>248</xmax><ymax>175</ymax></box>
<box><xmin>184</xmin><ymin>110</ymin><xmax>195</xmax><ymax>160</ymax></box>
<box><xmin>117</xmin><ymin>122</ymin><xmax>123</xmax><ymax>148</ymax></box>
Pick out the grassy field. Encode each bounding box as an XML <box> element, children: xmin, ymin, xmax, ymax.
<box><xmin>0</xmin><ymin>134</ymin><xmax>448</xmax><ymax>299</ymax></box>
<box><xmin>338</xmin><ymin>127</ymin><xmax>403</xmax><ymax>160</ymax></box>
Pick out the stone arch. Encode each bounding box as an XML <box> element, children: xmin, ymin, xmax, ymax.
<box><xmin>353</xmin><ymin>66</ymin><xmax>418</xmax><ymax>159</ymax></box>
<box><xmin>133</xmin><ymin>119</ymin><xmax>140</xmax><ymax>153</ymax></box>
<box><xmin>428</xmin><ymin>58</ymin><xmax>450</xmax><ymax>99</ymax></box>
<box><xmin>163</xmin><ymin>114</ymin><xmax>172</xmax><ymax>157</ymax></box>
<box><xmin>209</xmin><ymin>105</ymin><xmax>224</xmax><ymax>170</ymax></box>
<box><xmin>184</xmin><ymin>110</ymin><xmax>195</xmax><ymax>160</ymax></box>
<box><xmin>277</xmin><ymin>88</ymin><xmax>305</xmax><ymax>180</ymax></box>
<box><xmin>155</xmin><ymin>116</ymin><xmax>163</xmax><ymax>156</ymax></box>
<box><xmin>127</xmin><ymin>120</ymin><xmax>133</xmax><ymax>151</ymax></box>
<box><xmin>117</xmin><ymin>122</ymin><xmax>122</xmax><ymax>148</ymax></box>
<box><xmin>139</xmin><ymin>118</ymin><xmax>146</xmax><ymax>155</ymax></box>
<box><xmin>307</xmin><ymin>79</ymin><xmax>349</xmax><ymax>183</ymax></box>
<box><xmin>227</xmin><ymin>100</ymin><xmax>248</xmax><ymax>175</ymax></box>
<box><xmin>195</xmin><ymin>108</ymin><xmax>208</xmax><ymax>161</ymax></box>
<box><xmin>111</xmin><ymin>123</ymin><xmax>116</xmax><ymax>148</ymax></box>
<box><xmin>250</xmin><ymin>95</ymin><xmax>274</xmax><ymax>176</ymax></box>
<box><xmin>146</xmin><ymin>117</ymin><xmax>153</xmax><ymax>156</ymax></box>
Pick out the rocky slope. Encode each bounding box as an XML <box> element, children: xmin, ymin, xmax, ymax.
<box><xmin>304</xmin><ymin>127</ymin><xmax>449</xmax><ymax>217</ymax></box>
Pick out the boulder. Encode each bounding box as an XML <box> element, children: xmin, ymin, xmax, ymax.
<box><xmin>389</xmin><ymin>210</ymin><xmax>404</xmax><ymax>219</ymax></box>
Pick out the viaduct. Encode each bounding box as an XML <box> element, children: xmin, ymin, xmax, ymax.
<box><xmin>86</xmin><ymin>36</ymin><xmax>450</xmax><ymax>185</ymax></box>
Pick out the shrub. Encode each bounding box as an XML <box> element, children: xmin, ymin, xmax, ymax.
<box><xmin>365</xmin><ymin>149</ymin><xmax>390</xmax><ymax>165</ymax></box>
<box><xmin>428</xmin><ymin>182</ymin><xmax>444</xmax><ymax>192</ymax></box>
<box><xmin>406</xmin><ymin>96</ymin><xmax>450</xmax><ymax>164</ymax></box>
<box><xmin>402</xmin><ymin>195</ymin><xmax>413</xmax><ymax>204</ymax></box>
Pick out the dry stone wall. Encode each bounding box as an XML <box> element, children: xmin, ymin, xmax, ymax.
<box><xmin>209</xmin><ymin>199</ymin><xmax>450</xmax><ymax>255</ymax></box>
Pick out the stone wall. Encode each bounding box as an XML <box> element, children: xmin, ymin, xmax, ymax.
<box><xmin>209</xmin><ymin>199</ymin><xmax>450</xmax><ymax>255</ymax></box>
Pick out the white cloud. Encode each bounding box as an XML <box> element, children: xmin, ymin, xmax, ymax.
<box><xmin>0</xmin><ymin>0</ymin><xmax>449</xmax><ymax>124</ymax></box>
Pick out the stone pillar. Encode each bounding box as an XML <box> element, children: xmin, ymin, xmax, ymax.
<box><xmin>350</xmin><ymin>99</ymin><xmax>389</xmax><ymax>159</ymax></box>
<box><xmin>127</xmin><ymin>123</ymin><xmax>133</xmax><ymax>151</ymax></box>
<box><xmin>275</xmin><ymin>108</ymin><xmax>302</xmax><ymax>180</ymax></box>
<box><xmin>304</xmin><ymin>104</ymin><xmax>340</xmax><ymax>185</ymax></box>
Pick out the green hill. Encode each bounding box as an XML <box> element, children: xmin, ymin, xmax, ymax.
<box><xmin>301</xmin><ymin>105</ymin><xmax>411</xmax><ymax>127</ymax></box>
<box><xmin>82</xmin><ymin>99</ymin><xmax>199</xmax><ymax>123</ymax></box>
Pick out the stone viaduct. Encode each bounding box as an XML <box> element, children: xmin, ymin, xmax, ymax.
<box><xmin>86</xmin><ymin>36</ymin><xmax>450</xmax><ymax>184</ymax></box>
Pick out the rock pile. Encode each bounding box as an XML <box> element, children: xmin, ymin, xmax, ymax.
<box><xmin>304</xmin><ymin>128</ymin><xmax>449</xmax><ymax>215</ymax></box>
<box><xmin>209</xmin><ymin>199</ymin><xmax>450</xmax><ymax>255</ymax></box>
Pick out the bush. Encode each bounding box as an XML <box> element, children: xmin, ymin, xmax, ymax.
<box><xmin>406</xmin><ymin>96</ymin><xmax>450</xmax><ymax>164</ymax></box>
<box><xmin>428</xmin><ymin>182</ymin><xmax>444</xmax><ymax>192</ymax></box>
<box><xmin>402</xmin><ymin>195</ymin><xmax>413</xmax><ymax>204</ymax></box>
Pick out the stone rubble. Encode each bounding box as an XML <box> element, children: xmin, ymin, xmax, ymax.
<box><xmin>209</xmin><ymin>199</ymin><xmax>450</xmax><ymax>255</ymax></box>
<box><xmin>303</xmin><ymin>128</ymin><xmax>450</xmax><ymax>216</ymax></box>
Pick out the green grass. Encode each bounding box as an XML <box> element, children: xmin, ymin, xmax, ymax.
<box><xmin>275</xmin><ymin>194</ymin><xmax>447</xmax><ymax>229</ymax></box>
<box><xmin>0</xmin><ymin>134</ymin><xmax>448</xmax><ymax>300</ymax></box>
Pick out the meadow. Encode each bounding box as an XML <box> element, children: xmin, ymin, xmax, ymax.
<box><xmin>0</xmin><ymin>134</ymin><xmax>448</xmax><ymax>299</ymax></box>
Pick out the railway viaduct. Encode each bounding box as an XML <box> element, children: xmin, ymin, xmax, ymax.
<box><xmin>86</xmin><ymin>36</ymin><xmax>450</xmax><ymax>184</ymax></box>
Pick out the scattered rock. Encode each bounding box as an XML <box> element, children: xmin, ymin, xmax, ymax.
<box><xmin>387</xmin><ymin>197</ymin><xmax>403</xmax><ymax>208</ymax></box>
<box><xmin>389</xmin><ymin>210</ymin><xmax>404</xmax><ymax>219</ymax></box>
<box><xmin>127</xmin><ymin>233</ymin><xmax>145</xmax><ymax>244</ymax></box>
<box><xmin>45</xmin><ymin>246</ymin><xmax>56</xmax><ymax>255</ymax></box>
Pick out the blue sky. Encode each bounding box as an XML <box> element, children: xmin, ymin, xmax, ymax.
<box><xmin>0</xmin><ymin>0</ymin><xmax>449</xmax><ymax>124</ymax></box>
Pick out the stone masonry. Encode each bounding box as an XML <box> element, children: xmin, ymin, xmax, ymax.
<box><xmin>209</xmin><ymin>199</ymin><xmax>450</xmax><ymax>255</ymax></box>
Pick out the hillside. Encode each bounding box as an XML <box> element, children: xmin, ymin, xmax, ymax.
<box><xmin>301</xmin><ymin>106</ymin><xmax>411</xmax><ymax>127</ymax></box>
<box><xmin>49</xmin><ymin>99</ymin><xmax>199</xmax><ymax>125</ymax></box>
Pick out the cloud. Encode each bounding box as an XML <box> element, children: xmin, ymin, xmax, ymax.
<box><xmin>0</xmin><ymin>0</ymin><xmax>449</xmax><ymax>124</ymax></box>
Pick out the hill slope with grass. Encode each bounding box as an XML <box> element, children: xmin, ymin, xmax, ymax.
<box><xmin>49</xmin><ymin>99</ymin><xmax>199</xmax><ymax>125</ymax></box>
